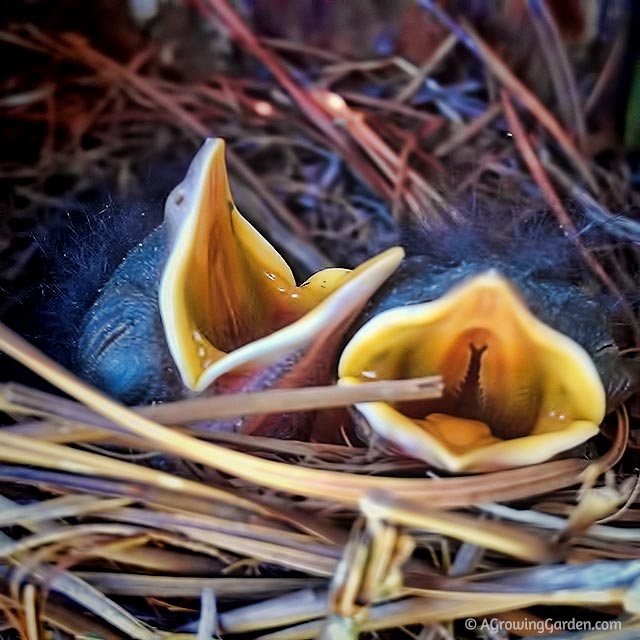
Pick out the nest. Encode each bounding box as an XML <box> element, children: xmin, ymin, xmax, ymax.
<box><xmin>1</xmin><ymin>1</ymin><xmax>640</xmax><ymax>638</ymax></box>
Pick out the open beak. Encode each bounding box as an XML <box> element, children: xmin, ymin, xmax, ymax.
<box><xmin>338</xmin><ymin>271</ymin><xmax>606</xmax><ymax>473</ymax></box>
<box><xmin>159</xmin><ymin>138</ymin><xmax>403</xmax><ymax>393</ymax></box>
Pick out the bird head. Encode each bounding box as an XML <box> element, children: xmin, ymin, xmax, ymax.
<box><xmin>339</xmin><ymin>265</ymin><xmax>610</xmax><ymax>472</ymax></box>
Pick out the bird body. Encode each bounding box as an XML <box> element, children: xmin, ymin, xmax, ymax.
<box><xmin>75</xmin><ymin>225</ymin><xmax>184</xmax><ymax>405</ymax></box>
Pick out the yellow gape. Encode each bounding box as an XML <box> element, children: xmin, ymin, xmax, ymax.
<box><xmin>339</xmin><ymin>272</ymin><xmax>605</xmax><ymax>473</ymax></box>
<box><xmin>160</xmin><ymin>138</ymin><xmax>404</xmax><ymax>392</ymax></box>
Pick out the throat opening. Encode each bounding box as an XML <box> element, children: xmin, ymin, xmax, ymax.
<box><xmin>453</xmin><ymin>341</ymin><xmax>488</xmax><ymax>421</ymax></box>
<box><xmin>397</xmin><ymin>331</ymin><xmax>539</xmax><ymax>440</ymax></box>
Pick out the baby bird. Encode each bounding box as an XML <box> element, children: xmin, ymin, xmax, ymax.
<box><xmin>338</xmin><ymin>243</ymin><xmax>638</xmax><ymax>471</ymax></box>
<box><xmin>73</xmin><ymin>139</ymin><xmax>401</xmax><ymax>438</ymax></box>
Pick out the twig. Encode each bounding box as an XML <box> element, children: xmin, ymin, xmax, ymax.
<box><xmin>395</xmin><ymin>33</ymin><xmax>458</xmax><ymax>103</ymax></box>
<box><xmin>150</xmin><ymin>377</ymin><xmax>443</xmax><ymax>423</ymax></box>
<box><xmin>526</xmin><ymin>0</ymin><xmax>586</xmax><ymax>150</ymax></box>
<box><xmin>581</xmin><ymin>406</ymin><xmax>630</xmax><ymax>492</ymax></box>
<box><xmin>361</xmin><ymin>492</ymin><xmax>560</xmax><ymax>563</ymax></box>
<box><xmin>434</xmin><ymin>102</ymin><xmax>502</xmax><ymax>157</ymax></box>
<box><xmin>259</xmin><ymin>37</ymin><xmax>344</xmax><ymax>63</ymax></box>
<box><xmin>3</xmin><ymin>375</ymin><xmax>443</xmax><ymax>425</ymax></box>
<box><xmin>584</xmin><ymin>25</ymin><xmax>628</xmax><ymax>116</ymax></box>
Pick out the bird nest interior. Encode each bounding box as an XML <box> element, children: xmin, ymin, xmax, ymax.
<box><xmin>2</xmin><ymin>1</ymin><xmax>640</xmax><ymax>639</ymax></box>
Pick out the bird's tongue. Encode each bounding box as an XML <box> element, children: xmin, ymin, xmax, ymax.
<box><xmin>396</xmin><ymin>335</ymin><xmax>542</xmax><ymax>442</ymax></box>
